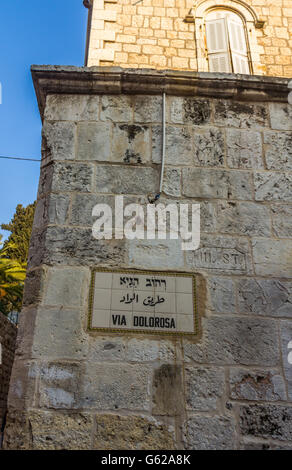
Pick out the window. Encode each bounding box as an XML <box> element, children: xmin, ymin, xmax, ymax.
<box><xmin>205</xmin><ymin>10</ymin><xmax>250</xmax><ymax>74</ymax></box>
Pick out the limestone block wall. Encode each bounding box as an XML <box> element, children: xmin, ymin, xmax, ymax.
<box><xmin>0</xmin><ymin>312</ymin><xmax>17</xmax><ymax>435</ymax></box>
<box><xmin>86</xmin><ymin>0</ymin><xmax>292</xmax><ymax>77</ymax></box>
<box><xmin>3</xmin><ymin>68</ymin><xmax>292</xmax><ymax>450</ymax></box>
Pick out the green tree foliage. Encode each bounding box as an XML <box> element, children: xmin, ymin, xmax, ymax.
<box><xmin>1</xmin><ymin>202</ymin><xmax>36</xmax><ymax>264</ymax></box>
<box><xmin>0</xmin><ymin>241</ymin><xmax>26</xmax><ymax>315</ymax></box>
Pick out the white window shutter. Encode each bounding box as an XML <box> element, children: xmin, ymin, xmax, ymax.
<box><xmin>205</xmin><ymin>18</ymin><xmax>232</xmax><ymax>73</ymax></box>
<box><xmin>227</xmin><ymin>18</ymin><xmax>250</xmax><ymax>74</ymax></box>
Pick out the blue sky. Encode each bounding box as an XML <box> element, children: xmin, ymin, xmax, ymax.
<box><xmin>0</xmin><ymin>0</ymin><xmax>87</xmax><ymax>239</ymax></box>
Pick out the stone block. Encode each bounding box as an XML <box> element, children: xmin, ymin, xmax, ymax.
<box><xmin>152</xmin><ymin>364</ymin><xmax>183</xmax><ymax>416</ymax></box>
<box><xmin>207</xmin><ymin>276</ymin><xmax>237</xmax><ymax>313</ymax></box>
<box><xmin>95</xmin><ymin>164</ymin><xmax>159</xmax><ymax>194</ymax></box>
<box><xmin>38</xmin><ymin>362</ymin><xmax>82</xmax><ymax>409</ymax></box>
<box><xmin>183</xmin><ymin>416</ymin><xmax>236</xmax><ymax>450</ymax></box>
<box><xmin>134</xmin><ymin>95</ymin><xmax>162</xmax><ymax>123</ymax></box>
<box><xmin>266</xmin><ymin>130</ymin><xmax>292</xmax><ymax>170</ymax></box>
<box><xmin>42</xmin><ymin>121</ymin><xmax>76</xmax><ymax>161</ymax></box>
<box><xmin>47</xmin><ymin>193</ymin><xmax>71</xmax><ymax>226</ymax></box>
<box><xmin>185</xmin><ymin>366</ymin><xmax>225</xmax><ymax>411</ymax></box>
<box><xmin>226</xmin><ymin>129</ymin><xmax>263</xmax><ymax>169</ymax></box>
<box><xmin>216</xmin><ymin>201</ymin><xmax>271</xmax><ymax>237</ymax></box>
<box><xmin>254</xmin><ymin>172</ymin><xmax>292</xmax><ymax>202</ymax></box>
<box><xmin>271</xmin><ymin>204</ymin><xmax>292</xmax><ymax>237</ymax></box>
<box><xmin>194</xmin><ymin>127</ymin><xmax>225</xmax><ymax>167</ymax></box>
<box><xmin>29</xmin><ymin>411</ymin><xmax>93</xmax><ymax>450</ymax></box>
<box><xmin>238</xmin><ymin>279</ymin><xmax>292</xmax><ymax>318</ymax></box>
<box><xmin>269</xmin><ymin>102</ymin><xmax>292</xmax><ymax>130</ymax></box>
<box><xmin>252</xmin><ymin>238</ymin><xmax>292</xmax><ymax>277</ymax></box>
<box><xmin>70</xmin><ymin>193</ymin><xmax>114</xmax><ymax>227</ymax></box>
<box><xmin>93</xmin><ymin>414</ymin><xmax>175</xmax><ymax>450</ymax></box>
<box><xmin>42</xmin><ymin>266</ymin><xmax>90</xmax><ymax>307</ymax></box>
<box><xmin>77</xmin><ymin>122</ymin><xmax>111</xmax><ymax>161</ymax></box>
<box><xmin>81</xmin><ymin>364</ymin><xmax>151</xmax><ymax>410</ymax></box>
<box><xmin>152</xmin><ymin>125</ymin><xmax>192</xmax><ymax>165</ymax></box>
<box><xmin>214</xmin><ymin>100</ymin><xmax>269</xmax><ymax>129</ymax></box>
<box><xmin>22</xmin><ymin>268</ymin><xmax>46</xmax><ymax>307</ymax></box>
<box><xmin>182</xmin><ymin>168</ymin><xmax>253</xmax><ymax>200</ymax></box>
<box><xmin>229</xmin><ymin>368</ymin><xmax>287</xmax><ymax>401</ymax></box>
<box><xmin>186</xmin><ymin>234</ymin><xmax>253</xmax><ymax>275</ymax></box>
<box><xmin>112</xmin><ymin>124</ymin><xmax>151</xmax><ymax>164</ymax></box>
<box><xmin>163</xmin><ymin>168</ymin><xmax>181</xmax><ymax>196</ymax></box>
<box><xmin>100</xmin><ymin>95</ymin><xmax>133</xmax><ymax>122</ymax></box>
<box><xmin>170</xmin><ymin>97</ymin><xmax>211</xmax><ymax>126</ymax></box>
<box><xmin>240</xmin><ymin>404</ymin><xmax>292</xmax><ymax>441</ymax></box>
<box><xmin>88</xmin><ymin>337</ymin><xmax>127</xmax><ymax>362</ymax></box>
<box><xmin>128</xmin><ymin>238</ymin><xmax>184</xmax><ymax>270</ymax></box>
<box><xmin>205</xmin><ymin>316</ymin><xmax>279</xmax><ymax>366</ymax></box>
<box><xmin>32</xmin><ymin>306</ymin><xmax>89</xmax><ymax>360</ymax></box>
<box><xmin>44</xmin><ymin>94</ymin><xmax>99</xmax><ymax>122</ymax></box>
<box><xmin>52</xmin><ymin>162</ymin><xmax>93</xmax><ymax>193</ymax></box>
<box><xmin>126</xmin><ymin>338</ymin><xmax>175</xmax><ymax>362</ymax></box>
<box><xmin>43</xmin><ymin>226</ymin><xmax>126</xmax><ymax>267</ymax></box>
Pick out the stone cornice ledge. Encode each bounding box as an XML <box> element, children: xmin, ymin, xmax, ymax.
<box><xmin>31</xmin><ymin>65</ymin><xmax>290</xmax><ymax>120</ymax></box>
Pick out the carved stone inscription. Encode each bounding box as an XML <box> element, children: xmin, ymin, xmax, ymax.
<box><xmin>89</xmin><ymin>269</ymin><xmax>197</xmax><ymax>335</ymax></box>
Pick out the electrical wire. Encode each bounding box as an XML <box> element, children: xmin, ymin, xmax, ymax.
<box><xmin>0</xmin><ymin>155</ymin><xmax>41</xmax><ymax>162</ymax></box>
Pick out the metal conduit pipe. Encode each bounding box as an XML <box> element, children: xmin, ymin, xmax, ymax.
<box><xmin>148</xmin><ymin>92</ymin><xmax>166</xmax><ymax>203</ymax></box>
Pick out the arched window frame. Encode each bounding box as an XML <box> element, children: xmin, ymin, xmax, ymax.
<box><xmin>186</xmin><ymin>0</ymin><xmax>265</xmax><ymax>75</ymax></box>
<box><xmin>204</xmin><ymin>7</ymin><xmax>253</xmax><ymax>74</ymax></box>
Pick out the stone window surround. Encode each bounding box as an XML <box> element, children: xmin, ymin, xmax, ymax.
<box><xmin>186</xmin><ymin>0</ymin><xmax>265</xmax><ymax>74</ymax></box>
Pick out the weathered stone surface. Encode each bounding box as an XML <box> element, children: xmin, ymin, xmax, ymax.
<box><xmin>126</xmin><ymin>338</ymin><xmax>175</xmax><ymax>363</ymax></box>
<box><xmin>240</xmin><ymin>405</ymin><xmax>292</xmax><ymax>441</ymax></box>
<box><xmin>88</xmin><ymin>337</ymin><xmax>127</xmax><ymax>362</ymax></box>
<box><xmin>207</xmin><ymin>277</ymin><xmax>236</xmax><ymax>313</ymax></box>
<box><xmin>226</xmin><ymin>129</ymin><xmax>263</xmax><ymax>169</ymax></box>
<box><xmin>271</xmin><ymin>204</ymin><xmax>292</xmax><ymax>238</ymax></box>
<box><xmin>185</xmin><ymin>366</ymin><xmax>225</xmax><ymax>411</ymax></box>
<box><xmin>238</xmin><ymin>279</ymin><xmax>292</xmax><ymax>318</ymax></box>
<box><xmin>112</xmin><ymin>124</ymin><xmax>151</xmax><ymax>164</ymax></box>
<box><xmin>152</xmin><ymin>364</ymin><xmax>183</xmax><ymax>416</ymax></box>
<box><xmin>100</xmin><ymin>95</ymin><xmax>132</xmax><ymax>122</ymax></box>
<box><xmin>95</xmin><ymin>164</ymin><xmax>159</xmax><ymax>194</ymax></box>
<box><xmin>3</xmin><ymin>410</ymin><xmax>31</xmax><ymax>449</ymax></box>
<box><xmin>48</xmin><ymin>193</ymin><xmax>70</xmax><ymax>225</ymax></box>
<box><xmin>52</xmin><ymin>162</ymin><xmax>93</xmax><ymax>192</ymax></box>
<box><xmin>42</xmin><ymin>266</ymin><xmax>90</xmax><ymax>307</ymax></box>
<box><xmin>152</xmin><ymin>125</ymin><xmax>192</xmax><ymax>165</ymax></box>
<box><xmin>38</xmin><ymin>362</ymin><xmax>82</xmax><ymax>409</ymax></box>
<box><xmin>254</xmin><ymin>172</ymin><xmax>292</xmax><ymax>202</ymax></box>
<box><xmin>269</xmin><ymin>103</ymin><xmax>292</xmax><ymax>131</ymax></box>
<box><xmin>183</xmin><ymin>416</ymin><xmax>236</xmax><ymax>450</ymax></box>
<box><xmin>43</xmin><ymin>226</ymin><xmax>126</xmax><ymax>266</ymax></box>
<box><xmin>45</xmin><ymin>94</ymin><xmax>99</xmax><ymax>121</ymax></box>
<box><xmin>128</xmin><ymin>238</ymin><xmax>184</xmax><ymax>270</ymax></box>
<box><xmin>186</xmin><ymin>234</ymin><xmax>253</xmax><ymax>275</ymax></box>
<box><xmin>134</xmin><ymin>95</ymin><xmax>162</xmax><ymax>123</ymax></box>
<box><xmin>217</xmin><ymin>201</ymin><xmax>271</xmax><ymax>236</ymax></box>
<box><xmin>37</xmin><ymin>162</ymin><xmax>54</xmax><ymax>198</ymax></box>
<box><xmin>252</xmin><ymin>238</ymin><xmax>292</xmax><ymax>277</ymax></box>
<box><xmin>241</xmin><ymin>439</ymin><xmax>292</xmax><ymax>450</ymax></box>
<box><xmin>280</xmin><ymin>321</ymin><xmax>292</xmax><ymax>400</ymax></box>
<box><xmin>182</xmin><ymin>168</ymin><xmax>253</xmax><ymax>200</ymax></box>
<box><xmin>163</xmin><ymin>168</ymin><xmax>181</xmax><ymax>196</ymax></box>
<box><xmin>42</xmin><ymin>121</ymin><xmax>76</xmax><ymax>161</ymax></box>
<box><xmin>194</xmin><ymin>127</ymin><xmax>225</xmax><ymax>167</ymax></box>
<box><xmin>229</xmin><ymin>368</ymin><xmax>287</xmax><ymax>401</ymax></box>
<box><xmin>81</xmin><ymin>364</ymin><xmax>151</xmax><ymax>410</ymax></box>
<box><xmin>22</xmin><ymin>268</ymin><xmax>45</xmax><ymax>307</ymax></box>
<box><xmin>94</xmin><ymin>414</ymin><xmax>175</xmax><ymax>450</ymax></box>
<box><xmin>77</xmin><ymin>122</ymin><xmax>111</xmax><ymax>161</ymax></box>
<box><xmin>205</xmin><ymin>316</ymin><xmax>279</xmax><ymax>366</ymax></box>
<box><xmin>214</xmin><ymin>100</ymin><xmax>269</xmax><ymax>129</ymax></box>
<box><xmin>264</xmin><ymin>131</ymin><xmax>292</xmax><ymax>170</ymax></box>
<box><xmin>32</xmin><ymin>306</ymin><xmax>89</xmax><ymax>359</ymax></box>
<box><xmin>170</xmin><ymin>97</ymin><xmax>211</xmax><ymax>126</ymax></box>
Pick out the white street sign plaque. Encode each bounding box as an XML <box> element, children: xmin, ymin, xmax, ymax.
<box><xmin>88</xmin><ymin>269</ymin><xmax>198</xmax><ymax>336</ymax></box>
